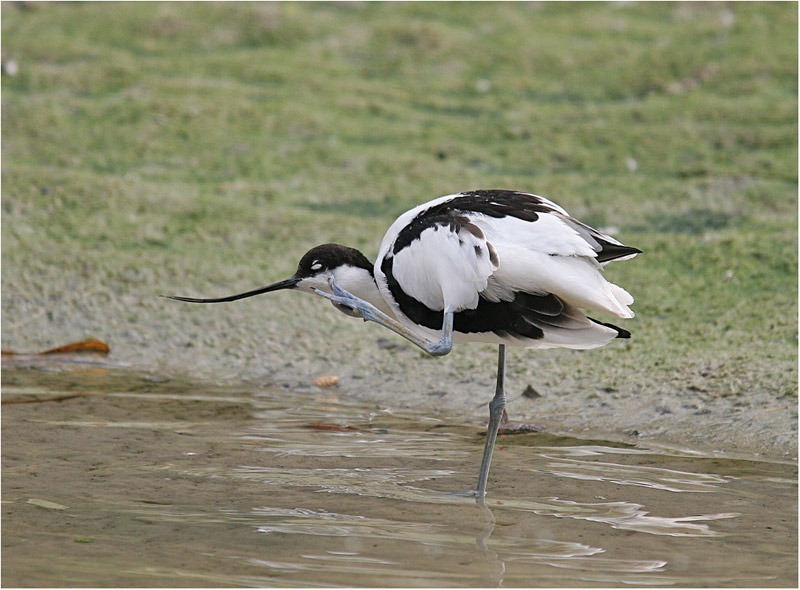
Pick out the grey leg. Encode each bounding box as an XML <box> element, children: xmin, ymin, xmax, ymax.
<box><xmin>315</xmin><ymin>275</ymin><xmax>453</xmax><ymax>357</ymax></box>
<box><xmin>475</xmin><ymin>344</ymin><xmax>507</xmax><ymax>503</ymax></box>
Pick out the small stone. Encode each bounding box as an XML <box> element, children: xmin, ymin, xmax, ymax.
<box><xmin>313</xmin><ymin>375</ymin><xmax>339</xmax><ymax>388</ymax></box>
<box><xmin>521</xmin><ymin>384</ymin><xmax>542</xmax><ymax>399</ymax></box>
<box><xmin>376</xmin><ymin>337</ymin><xmax>408</xmax><ymax>351</ymax></box>
<box><xmin>2</xmin><ymin>59</ymin><xmax>19</xmax><ymax>77</ymax></box>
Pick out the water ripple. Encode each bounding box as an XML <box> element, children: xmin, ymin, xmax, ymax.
<box><xmin>537</xmin><ymin>455</ymin><xmax>731</xmax><ymax>492</ymax></box>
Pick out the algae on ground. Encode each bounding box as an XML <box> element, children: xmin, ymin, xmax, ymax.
<box><xmin>2</xmin><ymin>2</ymin><xmax>797</xmax><ymax>457</ymax></box>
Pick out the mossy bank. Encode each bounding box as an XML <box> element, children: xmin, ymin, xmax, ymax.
<box><xmin>3</xmin><ymin>2</ymin><xmax>796</xmax><ymax>459</ymax></box>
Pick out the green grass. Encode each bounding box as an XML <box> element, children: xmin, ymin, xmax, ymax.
<box><xmin>2</xmin><ymin>1</ymin><xmax>797</xmax><ymax>404</ymax></box>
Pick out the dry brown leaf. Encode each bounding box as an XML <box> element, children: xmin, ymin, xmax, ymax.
<box><xmin>41</xmin><ymin>340</ymin><xmax>110</xmax><ymax>355</ymax></box>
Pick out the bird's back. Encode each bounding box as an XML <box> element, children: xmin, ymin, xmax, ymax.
<box><xmin>375</xmin><ymin>190</ymin><xmax>640</xmax><ymax>349</ymax></box>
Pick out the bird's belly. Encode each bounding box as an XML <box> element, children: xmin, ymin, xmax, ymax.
<box><xmin>395</xmin><ymin>314</ymin><xmax>560</xmax><ymax>349</ymax></box>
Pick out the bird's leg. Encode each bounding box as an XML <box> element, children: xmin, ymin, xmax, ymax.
<box><xmin>475</xmin><ymin>344</ymin><xmax>507</xmax><ymax>503</ymax></box>
<box><xmin>315</xmin><ymin>276</ymin><xmax>453</xmax><ymax>357</ymax></box>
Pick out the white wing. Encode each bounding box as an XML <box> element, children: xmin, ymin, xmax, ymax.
<box><xmin>387</xmin><ymin>219</ymin><xmax>498</xmax><ymax>313</ymax></box>
<box><xmin>476</xmin><ymin>213</ymin><xmax>635</xmax><ymax>318</ymax></box>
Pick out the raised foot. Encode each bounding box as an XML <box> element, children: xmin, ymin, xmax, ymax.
<box><xmin>313</xmin><ymin>278</ymin><xmax>369</xmax><ymax>319</ymax></box>
<box><xmin>314</xmin><ymin>275</ymin><xmax>454</xmax><ymax>358</ymax></box>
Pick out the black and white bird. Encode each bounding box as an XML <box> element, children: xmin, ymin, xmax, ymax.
<box><xmin>164</xmin><ymin>189</ymin><xmax>640</xmax><ymax>501</ymax></box>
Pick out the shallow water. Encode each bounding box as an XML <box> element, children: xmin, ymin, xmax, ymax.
<box><xmin>2</xmin><ymin>363</ymin><xmax>796</xmax><ymax>587</ymax></box>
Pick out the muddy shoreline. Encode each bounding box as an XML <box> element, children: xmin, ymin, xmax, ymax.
<box><xmin>2</xmin><ymin>362</ymin><xmax>796</xmax><ymax>587</ymax></box>
<box><xmin>3</xmin><ymin>346</ymin><xmax>796</xmax><ymax>464</ymax></box>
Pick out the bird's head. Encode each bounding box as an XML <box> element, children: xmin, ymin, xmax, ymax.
<box><xmin>162</xmin><ymin>243</ymin><xmax>375</xmax><ymax>304</ymax></box>
<box><xmin>291</xmin><ymin>243</ymin><xmax>374</xmax><ymax>294</ymax></box>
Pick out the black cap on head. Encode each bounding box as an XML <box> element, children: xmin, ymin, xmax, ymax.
<box><xmin>295</xmin><ymin>243</ymin><xmax>374</xmax><ymax>278</ymax></box>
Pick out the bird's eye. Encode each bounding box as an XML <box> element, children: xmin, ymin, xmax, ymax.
<box><xmin>310</xmin><ymin>261</ymin><xmax>323</xmax><ymax>271</ymax></box>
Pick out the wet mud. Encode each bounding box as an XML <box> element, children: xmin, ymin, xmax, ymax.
<box><xmin>2</xmin><ymin>362</ymin><xmax>796</xmax><ymax>587</ymax></box>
